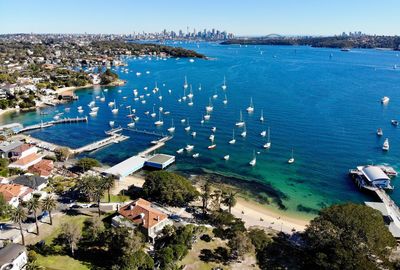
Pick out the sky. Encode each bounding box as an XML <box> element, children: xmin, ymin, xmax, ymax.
<box><xmin>0</xmin><ymin>0</ymin><xmax>399</xmax><ymax>36</ymax></box>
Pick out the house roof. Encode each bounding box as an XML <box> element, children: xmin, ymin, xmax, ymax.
<box><xmin>118</xmin><ymin>198</ymin><xmax>167</xmax><ymax>229</ymax></box>
<box><xmin>0</xmin><ymin>243</ymin><xmax>27</xmax><ymax>266</ymax></box>
<box><xmin>0</xmin><ymin>141</ymin><xmax>23</xmax><ymax>153</ymax></box>
<box><xmin>10</xmin><ymin>153</ymin><xmax>41</xmax><ymax>166</ymax></box>
<box><xmin>12</xmin><ymin>144</ymin><xmax>32</xmax><ymax>154</ymax></box>
<box><xmin>12</xmin><ymin>175</ymin><xmax>47</xmax><ymax>189</ymax></box>
<box><xmin>0</xmin><ymin>183</ymin><xmax>33</xmax><ymax>202</ymax></box>
<box><xmin>28</xmin><ymin>159</ymin><xmax>53</xmax><ymax>177</ymax></box>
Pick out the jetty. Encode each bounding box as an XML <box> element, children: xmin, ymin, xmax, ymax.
<box><xmin>18</xmin><ymin>117</ymin><xmax>88</xmax><ymax>133</ymax></box>
<box><xmin>350</xmin><ymin>165</ymin><xmax>400</xmax><ymax>238</ymax></box>
<box><xmin>73</xmin><ymin>133</ymin><xmax>129</xmax><ymax>154</ymax></box>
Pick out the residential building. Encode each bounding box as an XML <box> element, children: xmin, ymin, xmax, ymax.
<box><xmin>12</xmin><ymin>175</ymin><xmax>48</xmax><ymax>191</ymax></box>
<box><xmin>0</xmin><ymin>141</ymin><xmax>23</xmax><ymax>159</ymax></box>
<box><xmin>0</xmin><ymin>184</ymin><xmax>33</xmax><ymax>207</ymax></box>
<box><xmin>112</xmin><ymin>198</ymin><xmax>172</xmax><ymax>241</ymax></box>
<box><xmin>9</xmin><ymin>144</ymin><xmax>37</xmax><ymax>160</ymax></box>
<box><xmin>27</xmin><ymin>159</ymin><xmax>54</xmax><ymax>178</ymax></box>
<box><xmin>0</xmin><ymin>244</ymin><xmax>28</xmax><ymax>270</ymax></box>
<box><xmin>9</xmin><ymin>153</ymin><xmax>42</xmax><ymax>170</ymax></box>
<box><xmin>0</xmin><ymin>124</ymin><xmax>23</xmax><ymax>137</ymax></box>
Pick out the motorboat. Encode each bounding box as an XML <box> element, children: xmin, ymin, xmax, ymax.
<box><xmin>176</xmin><ymin>148</ymin><xmax>184</xmax><ymax>154</ymax></box>
<box><xmin>377</xmin><ymin>128</ymin><xmax>383</xmax><ymax>136</ymax></box>
<box><xmin>185</xmin><ymin>144</ymin><xmax>194</xmax><ymax>151</ymax></box>
<box><xmin>391</xmin><ymin>120</ymin><xmax>399</xmax><ymax>126</ymax></box>
<box><xmin>381</xmin><ymin>96</ymin><xmax>390</xmax><ymax>104</ymax></box>
<box><xmin>191</xmin><ymin>131</ymin><xmax>197</xmax><ymax>137</ymax></box>
<box><xmin>208</xmin><ymin>144</ymin><xmax>217</xmax><ymax>149</ymax></box>
<box><xmin>211</xmin><ymin>127</ymin><xmax>217</xmax><ymax>133</ymax></box>
<box><xmin>192</xmin><ymin>153</ymin><xmax>200</xmax><ymax>158</ymax></box>
<box><xmin>260</xmin><ymin>130</ymin><xmax>267</xmax><ymax>137</ymax></box>
<box><xmin>224</xmin><ymin>155</ymin><xmax>230</xmax><ymax>160</ymax></box>
<box><xmin>383</xmin><ymin>138</ymin><xmax>390</xmax><ymax>151</ymax></box>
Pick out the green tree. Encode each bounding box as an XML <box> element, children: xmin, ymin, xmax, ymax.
<box><xmin>76</xmin><ymin>175</ymin><xmax>105</xmax><ymax>216</ymax></box>
<box><xmin>142</xmin><ymin>171</ymin><xmax>199</xmax><ymax>207</ymax></box>
<box><xmin>200</xmin><ymin>181</ymin><xmax>211</xmax><ymax>215</ymax></box>
<box><xmin>228</xmin><ymin>231</ymin><xmax>255</xmax><ymax>259</ymax></box>
<box><xmin>54</xmin><ymin>147</ymin><xmax>71</xmax><ymax>161</ymax></box>
<box><xmin>75</xmin><ymin>157</ymin><xmax>100</xmax><ymax>172</ymax></box>
<box><xmin>248</xmin><ymin>228</ymin><xmax>271</xmax><ymax>251</ymax></box>
<box><xmin>41</xmin><ymin>196</ymin><xmax>57</xmax><ymax>225</ymax></box>
<box><xmin>11</xmin><ymin>206</ymin><xmax>27</xmax><ymax>245</ymax></box>
<box><xmin>102</xmin><ymin>175</ymin><xmax>115</xmax><ymax>203</ymax></box>
<box><xmin>0</xmin><ymin>193</ymin><xmax>11</xmax><ymax>219</ymax></box>
<box><xmin>304</xmin><ymin>203</ymin><xmax>397</xmax><ymax>270</ymax></box>
<box><xmin>27</xmin><ymin>197</ymin><xmax>40</xmax><ymax>235</ymax></box>
<box><xmin>222</xmin><ymin>190</ymin><xmax>238</xmax><ymax>214</ymax></box>
<box><xmin>58</xmin><ymin>222</ymin><xmax>81</xmax><ymax>257</ymax></box>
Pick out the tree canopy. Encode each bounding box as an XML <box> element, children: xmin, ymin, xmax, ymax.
<box><xmin>75</xmin><ymin>157</ymin><xmax>100</xmax><ymax>171</ymax></box>
<box><xmin>142</xmin><ymin>171</ymin><xmax>199</xmax><ymax>207</ymax></box>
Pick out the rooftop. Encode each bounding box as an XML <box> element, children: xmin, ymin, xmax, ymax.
<box><xmin>146</xmin><ymin>154</ymin><xmax>175</xmax><ymax>164</ymax></box>
<box><xmin>12</xmin><ymin>175</ymin><xmax>47</xmax><ymax>189</ymax></box>
<box><xmin>360</xmin><ymin>166</ymin><xmax>390</xmax><ymax>183</ymax></box>
<box><xmin>0</xmin><ymin>243</ymin><xmax>26</xmax><ymax>266</ymax></box>
<box><xmin>118</xmin><ymin>198</ymin><xmax>167</xmax><ymax>229</ymax></box>
<box><xmin>10</xmin><ymin>153</ymin><xmax>41</xmax><ymax>166</ymax></box>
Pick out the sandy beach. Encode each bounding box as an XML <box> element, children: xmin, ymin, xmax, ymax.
<box><xmin>55</xmin><ymin>84</ymin><xmax>94</xmax><ymax>95</ymax></box>
<box><xmin>112</xmin><ymin>174</ymin><xmax>309</xmax><ymax>234</ymax></box>
<box><xmin>0</xmin><ymin>107</ymin><xmax>16</xmax><ymax>117</ymax></box>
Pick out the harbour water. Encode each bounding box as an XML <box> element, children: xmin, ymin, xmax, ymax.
<box><xmin>2</xmin><ymin>43</ymin><xmax>400</xmax><ymax>218</ymax></box>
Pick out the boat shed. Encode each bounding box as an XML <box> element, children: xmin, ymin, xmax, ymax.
<box><xmin>358</xmin><ymin>166</ymin><xmax>391</xmax><ymax>189</ymax></box>
<box><xmin>105</xmin><ymin>155</ymin><xmax>146</xmax><ymax>180</ymax></box>
<box><xmin>145</xmin><ymin>154</ymin><xmax>175</xmax><ymax>169</ymax></box>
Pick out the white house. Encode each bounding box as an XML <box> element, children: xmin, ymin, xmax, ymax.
<box><xmin>0</xmin><ymin>244</ymin><xmax>28</xmax><ymax>270</ymax></box>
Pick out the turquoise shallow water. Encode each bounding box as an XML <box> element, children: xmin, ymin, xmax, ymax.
<box><xmin>2</xmin><ymin>43</ymin><xmax>400</xmax><ymax>217</ymax></box>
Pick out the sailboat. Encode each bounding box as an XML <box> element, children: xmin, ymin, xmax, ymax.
<box><xmin>187</xmin><ymin>85</ymin><xmax>194</xmax><ymax>99</ymax></box>
<box><xmin>223</xmin><ymin>94</ymin><xmax>228</xmax><ymax>105</ymax></box>
<box><xmin>153</xmin><ymin>82</ymin><xmax>159</xmax><ymax>92</ymax></box>
<box><xmin>151</xmin><ymin>106</ymin><xmax>156</xmax><ymax>118</ymax></box>
<box><xmin>182</xmin><ymin>87</ymin><xmax>187</xmax><ymax>101</ymax></box>
<box><xmin>154</xmin><ymin>112</ymin><xmax>164</xmax><ymax>126</ymax></box>
<box><xmin>184</xmin><ymin>119</ymin><xmax>191</xmax><ymax>131</ymax></box>
<box><xmin>109</xmin><ymin>121</ymin><xmax>115</xmax><ymax>127</ymax></box>
<box><xmin>229</xmin><ymin>129</ymin><xmax>236</xmax><ymax>144</ymax></box>
<box><xmin>249</xmin><ymin>150</ymin><xmax>256</xmax><ymax>166</ymax></box>
<box><xmin>241</xmin><ymin>123</ymin><xmax>247</xmax><ymax>137</ymax></box>
<box><xmin>192</xmin><ymin>153</ymin><xmax>200</xmax><ymax>158</ymax></box>
<box><xmin>111</xmin><ymin>100</ymin><xmax>118</xmax><ymax>114</ymax></box>
<box><xmin>235</xmin><ymin>110</ymin><xmax>245</xmax><ymax>127</ymax></box>
<box><xmin>224</xmin><ymin>155</ymin><xmax>230</xmax><ymax>160</ymax></box>
<box><xmin>185</xmin><ymin>144</ymin><xmax>194</xmax><ymax>151</ymax></box>
<box><xmin>221</xmin><ymin>76</ymin><xmax>227</xmax><ymax>90</ymax></box>
<box><xmin>127</xmin><ymin>117</ymin><xmax>135</xmax><ymax>128</ymax></box>
<box><xmin>382</xmin><ymin>138</ymin><xmax>390</xmax><ymax>151</ymax></box>
<box><xmin>213</xmin><ymin>90</ymin><xmax>218</xmax><ymax>99</ymax></box>
<box><xmin>198</xmin><ymin>83</ymin><xmax>202</xmax><ymax>91</ymax></box>
<box><xmin>126</xmin><ymin>106</ymin><xmax>134</xmax><ymax>118</ymax></box>
<box><xmin>108</xmin><ymin>100</ymin><xmax>115</xmax><ymax>107</ymax></box>
<box><xmin>168</xmin><ymin>119</ymin><xmax>175</xmax><ymax>133</ymax></box>
<box><xmin>260</xmin><ymin>109</ymin><xmax>264</xmax><ymax>122</ymax></box>
<box><xmin>246</xmin><ymin>97</ymin><xmax>254</xmax><ymax>113</ymax></box>
<box><xmin>211</xmin><ymin>127</ymin><xmax>217</xmax><ymax>133</ymax></box>
<box><xmin>206</xmin><ymin>98</ymin><xmax>213</xmax><ymax>112</ymax></box>
<box><xmin>100</xmin><ymin>92</ymin><xmax>105</xmax><ymax>102</ymax></box>
<box><xmin>176</xmin><ymin>148</ymin><xmax>184</xmax><ymax>154</ymax></box>
<box><xmin>288</xmin><ymin>149</ymin><xmax>295</xmax><ymax>164</ymax></box>
<box><xmin>183</xmin><ymin>76</ymin><xmax>188</xmax><ymax>89</ymax></box>
<box><xmin>263</xmin><ymin>127</ymin><xmax>271</xmax><ymax>149</ymax></box>
<box><xmin>204</xmin><ymin>112</ymin><xmax>211</xmax><ymax>121</ymax></box>
<box><xmin>191</xmin><ymin>131</ymin><xmax>197</xmax><ymax>137</ymax></box>
<box><xmin>188</xmin><ymin>97</ymin><xmax>194</xmax><ymax>106</ymax></box>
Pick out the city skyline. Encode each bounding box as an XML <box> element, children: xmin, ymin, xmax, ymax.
<box><xmin>1</xmin><ymin>0</ymin><xmax>399</xmax><ymax>36</ymax></box>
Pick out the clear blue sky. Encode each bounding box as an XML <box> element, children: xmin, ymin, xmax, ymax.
<box><xmin>0</xmin><ymin>0</ymin><xmax>399</xmax><ymax>36</ymax></box>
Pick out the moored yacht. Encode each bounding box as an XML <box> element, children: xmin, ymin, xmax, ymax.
<box><xmin>246</xmin><ymin>97</ymin><xmax>254</xmax><ymax>113</ymax></box>
<box><xmin>249</xmin><ymin>150</ymin><xmax>256</xmax><ymax>166</ymax></box>
<box><xmin>168</xmin><ymin>119</ymin><xmax>175</xmax><ymax>133</ymax></box>
<box><xmin>381</xmin><ymin>96</ymin><xmax>390</xmax><ymax>104</ymax></box>
<box><xmin>377</xmin><ymin>128</ymin><xmax>383</xmax><ymax>136</ymax></box>
<box><xmin>263</xmin><ymin>127</ymin><xmax>271</xmax><ymax>149</ymax></box>
<box><xmin>383</xmin><ymin>138</ymin><xmax>390</xmax><ymax>151</ymax></box>
<box><xmin>235</xmin><ymin>110</ymin><xmax>245</xmax><ymax>127</ymax></box>
<box><xmin>288</xmin><ymin>149</ymin><xmax>295</xmax><ymax>164</ymax></box>
<box><xmin>229</xmin><ymin>129</ymin><xmax>236</xmax><ymax>144</ymax></box>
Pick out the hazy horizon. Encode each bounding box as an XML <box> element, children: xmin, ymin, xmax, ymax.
<box><xmin>1</xmin><ymin>0</ymin><xmax>399</xmax><ymax>36</ymax></box>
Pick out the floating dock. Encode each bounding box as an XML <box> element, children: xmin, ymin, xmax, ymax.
<box><xmin>73</xmin><ymin>134</ymin><xmax>129</xmax><ymax>154</ymax></box>
<box><xmin>18</xmin><ymin>117</ymin><xmax>88</xmax><ymax>133</ymax></box>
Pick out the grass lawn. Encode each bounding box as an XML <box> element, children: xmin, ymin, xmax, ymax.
<box><xmin>179</xmin><ymin>229</ymin><xmax>228</xmax><ymax>270</ymax></box>
<box><xmin>43</xmin><ymin>215</ymin><xmax>88</xmax><ymax>244</ymax></box>
<box><xmin>101</xmin><ymin>193</ymin><xmax>129</xmax><ymax>203</ymax></box>
<box><xmin>36</xmin><ymin>254</ymin><xmax>89</xmax><ymax>270</ymax></box>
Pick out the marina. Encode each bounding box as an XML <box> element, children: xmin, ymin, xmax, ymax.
<box><xmin>2</xmin><ymin>43</ymin><xmax>400</xmax><ymax>216</ymax></box>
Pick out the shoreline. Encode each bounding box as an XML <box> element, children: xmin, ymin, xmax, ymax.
<box><xmin>112</xmin><ymin>173</ymin><xmax>309</xmax><ymax>234</ymax></box>
<box><xmin>55</xmin><ymin>80</ymin><xmax>125</xmax><ymax>95</ymax></box>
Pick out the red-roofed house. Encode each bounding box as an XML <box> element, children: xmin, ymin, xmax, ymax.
<box><xmin>28</xmin><ymin>159</ymin><xmax>54</xmax><ymax>178</ymax></box>
<box><xmin>0</xmin><ymin>183</ymin><xmax>33</xmax><ymax>207</ymax></box>
<box><xmin>10</xmin><ymin>144</ymin><xmax>37</xmax><ymax>161</ymax></box>
<box><xmin>112</xmin><ymin>198</ymin><xmax>172</xmax><ymax>241</ymax></box>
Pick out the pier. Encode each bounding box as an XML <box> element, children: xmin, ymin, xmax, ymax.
<box><xmin>18</xmin><ymin>117</ymin><xmax>88</xmax><ymax>133</ymax></box>
<box><xmin>139</xmin><ymin>136</ymin><xmax>172</xmax><ymax>157</ymax></box>
<box><xmin>124</xmin><ymin>127</ymin><xmax>167</xmax><ymax>137</ymax></box>
<box><xmin>73</xmin><ymin>133</ymin><xmax>129</xmax><ymax>154</ymax></box>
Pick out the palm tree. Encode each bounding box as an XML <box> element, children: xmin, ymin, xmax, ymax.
<box><xmin>27</xmin><ymin>197</ymin><xmax>40</xmax><ymax>235</ymax></box>
<box><xmin>11</xmin><ymin>206</ymin><xmax>27</xmax><ymax>245</ymax></box>
<box><xmin>222</xmin><ymin>190</ymin><xmax>238</xmax><ymax>214</ymax></box>
<box><xmin>200</xmin><ymin>181</ymin><xmax>211</xmax><ymax>216</ymax></box>
<box><xmin>102</xmin><ymin>176</ymin><xmax>115</xmax><ymax>203</ymax></box>
<box><xmin>211</xmin><ymin>189</ymin><xmax>222</xmax><ymax>211</ymax></box>
<box><xmin>41</xmin><ymin>196</ymin><xmax>57</xmax><ymax>225</ymax></box>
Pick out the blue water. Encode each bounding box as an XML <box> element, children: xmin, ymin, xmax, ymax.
<box><xmin>2</xmin><ymin>43</ymin><xmax>400</xmax><ymax>217</ymax></box>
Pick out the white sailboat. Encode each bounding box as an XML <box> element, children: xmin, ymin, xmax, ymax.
<box><xmin>127</xmin><ymin>118</ymin><xmax>135</xmax><ymax>128</ymax></box>
<box><xmin>187</xmin><ymin>85</ymin><xmax>194</xmax><ymax>99</ymax></box>
<box><xmin>249</xmin><ymin>150</ymin><xmax>256</xmax><ymax>166</ymax></box>
<box><xmin>182</xmin><ymin>87</ymin><xmax>187</xmax><ymax>101</ymax></box>
<box><xmin>204</xmin><ymin>112</ymin><xmax>211</xmax><ymax>121</ymax></box>
<box><xmin>192</xmin><ymin>153</ymin><xmax>200</xmax><ymax>158</ymax></box>
<box><xmin>211</xmin><ymin>127</ymin><xmax>217</xmax><ymax>133</ymax></box>
<box><xmin>206</xmin><ymin>98</ymin><xmax>213</xmax><ymax>112</ymax></box>
<box><xmin>111</xmin><ymin>100</ymin><xmax>118</xmax><ymax>114</ymax></box>
<box><xmin>288</xmin><ymin>149</ymin><xmax>295</xmax><ymax>164</ymax></box>
<box><xmin>154</xmin><ymin>82</ymin><xmax>159</xmax><ymax>92</ymax></box>
<box><xmin>108</xmin><ymin>100</ymin><xmax>115</xmax><ymax>107</ymax></box>
<box><xmin>235</xmin><ymin>110</ymin><xmax>245</xmax><ymax>127</ymax></box>
<box><xmin>213</xmin><ymin>90</ymin><xmax>218</xmax><ymax>99</ymax></box>
<box><xmin>176</xmin><ymin>148</ymin><xmax>184</xmax><ymax>154</ymax></box>
<box><xmin>209</xmin><ymin>134</ymin><xmax>215</xmax><ymax>141</ymax></box>
<box><xmin>246</xmin><ymin>97</ymin><xmax>254</xmax><ymax>113</ymax></box>
<box><xmin>223</xmin><ymin>94</ymin><xmax>228</xmax><ymax>105</ymax></box>
<box><xmin>167</xmin><ymin>119</ymin><xmax>175</xmax><ymax>133</ymax></box>
<box><xmin>151</xmin><ymin>106</ymin><xmax>156</xmax><ymax>118</ymax></box>
<box><xmin>188</xmin><ymin>98</ymin><xmax>194</xmax><ymax>106</ymax></box>
<box><xmin>263</xmin><ymin>127</ymin><xmax>271</xmax><ymax>149</ymax></box>
<box><xmin>100</xmin><ymin>92</ymin><xmax>105</xmax><ymax>102</ymax></box>
<box><xmin>260</xmin><ymin>109</ymin><xmax>264</xmax><ymax>122</ymax></box>
<box><xmin>191</xmin><ymin>131</ymin><xmax>197</xmax><ymax>137</ymax></box>
<box><xmin>198</xmin><ymin>83</ymin><xmax>202</xmax><ymax>91</ymax></box>
<box><xmin>229</xmin><ymin>129</ymin><xmax>236</xmax><ymax>144</ymax></box>
<box><xmin>185</xmin><ymin>144</ymin><xmax>194</xmax><ymax>151</ymax></box>
<box><xmin>109</xmin><ymin>121</ymin><xmax>115</xmax><ymax>127</ymax></box>
<box><xmin>260</xmin><ymin>130</ymin><xmax>267</xmax><ymax>137</ymax></box>
<box><xmin>154</xmin><ymin>112</ymin><xmax>164</xmax><ymax>126</ymax></box>
<box><xmin>224</xmin><ymin>155</ymin><xmax>230</xmax><ymax>160</ymax></box>
<box><xmin>184</xmin><ymin>119</ymin><xmax>191</xmax><ymax>131</ymax></box>
<box><xmin>89</xmin><ymin>111</ymin><xmax>97</xmax><ymax>116</ymax></box>
<box><xmin>126</xmin><ymin>106</ymin><xmax>134</xmax><ymax>118</ymax></box>
<box><xmin>241</xmin><ymin>123</ymin><xmax>247</xmax><ymax>137</ymax></box>
<box><xmin>183</xmin><ymin>76</ymin><xmax>188</xmax><ymax>89</ymax></box>
<box><xmin>221</xmin><ymin>76</ymin><xmax>227</xmax><ymax>90</ymax></box>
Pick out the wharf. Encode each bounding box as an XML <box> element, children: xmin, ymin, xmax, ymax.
<box><xmin>73</xmin><ymin>134</ymin><xmax>129</xmax><ymax>154</ymax></box>
<box><xmin>18</xmin><ymin>117</ymin><xmax>88</xmax><ymax>133</ymax></box>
